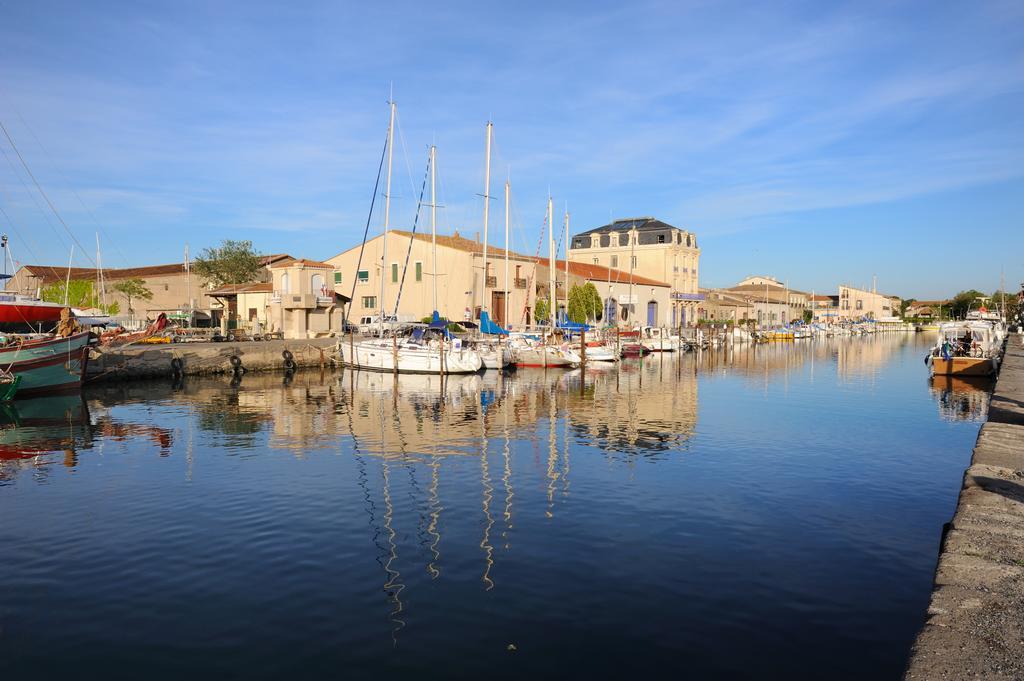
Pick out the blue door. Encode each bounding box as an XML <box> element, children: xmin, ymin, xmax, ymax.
<box><xmin>604</xmin><ymin>298</ymin><xmax>617</xmax><ymax>324</ymax></box>
<box><xmin>647</xmin><ymin>301</ymin><xmax>657</xmax><ymax>326</ymax></box>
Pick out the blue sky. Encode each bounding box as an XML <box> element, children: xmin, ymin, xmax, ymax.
<box><xmin>0</xmin><ymin>0</ymin><xmax>1021</xmax><ymax>298</ymax></box>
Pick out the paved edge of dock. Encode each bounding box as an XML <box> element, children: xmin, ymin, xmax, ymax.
<box><xmin>85</xmin><ymin>337</ymin><xmax>340</xmax><ymax>381</ymax></box>
<box><xmin>904</xmin><ymin>337</ymin><xmax>1024</xmax><ymax>679</ymax></box>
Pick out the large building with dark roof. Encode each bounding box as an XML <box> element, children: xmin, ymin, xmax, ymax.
<box><xmin>568</xmin><ymin>217</ymin><xmax>701</xmax><ymax>326</ymax></box>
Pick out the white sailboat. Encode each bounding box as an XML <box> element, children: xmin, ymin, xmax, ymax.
<box><xmin>346</xmin><ymin>102</ymin><xmax>482</xmax><ymax>374</ymax></box>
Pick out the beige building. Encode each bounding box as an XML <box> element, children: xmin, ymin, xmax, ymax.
<box><xmin>837</xmin><ymin>284</ymin><xmax>896</xmax><ymax>320</ymax></box>
<box><xmin>327</xmin><ymin>229</ymin><xmax>675</xmax><ymax>329</ymax></box>
<box><xmin>267</xmin><ymin>259</ymin><xmax>347</xmax><ymax>338</ymax></box>
<box><xmin>722</xmin><ymin>276</ymin><xmax>809</xmax><ymax>327</ymax></box>
<box><xmin>698</xmin><ymin>289</ymin><xmax>756</xmax><ymax>324</ymax></box>
<box><xmin>568</xmin><ymin>217</ymin><xmax>702</xmax><ymax>327</ymax></box>
<box><xmin>7</xmin><ymin>255</ymin><xmax>292</xmax><ymax>324</ymax></box>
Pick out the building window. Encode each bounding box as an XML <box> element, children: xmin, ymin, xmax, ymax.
<box><xmin>164</xmin><ymin>283</ymin><xmax>169</xmax><ymax>291</ymax></box>
<box><xmin>611</xmin><ymin>255</ymin><xmax>618</xmax><ymax>268</ymax></box>
<box><xmin>357</xmin><ymin>270</ymin><xmax>369</xmax><ymax>284</ymax></box>
<box><xmin>281</xmin><ymin>272</ymin><xmax>290</xmax><ymax>294</ymax></box>
<box><xmin>856</xmin><ymin>300</ymin><xmax>863</xmax><ymax>310</ymax></box>
<box><xmin>631</xmin><ymin>256</ymin><xmax>637</xmax><ymax>269</ymax></box>
<box><xmin>593</xmin><ymin>257</ymin><xmax>599</xmax><ymax>265</ymax></box>
<box><xmin>415</xmin><ymin>261</ymin><xmax>422</xmax><ymax>282</ymax></box>
<box><xmin>334</xmin><ymin>271</ymin><xmax>342</xmax><ymax>284</ymax></box>
<box><xmin>619</xmin><ymin>234</ymin><xmax>629</xmax><ymax>246</ymax></box>
<box><xmin>574</xmin><ymin>239</ymin><xmax>583</xmax><ymax>248</ymax></box>
<box><xmin>391</xmin><ymin>263</ymin><xmax>398</xmax><ymax>283</ymax></box>
<box><xmin>362</xmin><ymin>296</ymin><xmax>376</xmax><ymax>309</ymax></box>
<box><xmin>657</xmin><ymin>234</ymin><xmax>665</xmax><ymax>244</ymax></box>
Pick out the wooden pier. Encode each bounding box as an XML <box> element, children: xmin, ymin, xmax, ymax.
<box><xmin>905</xmin><ymin>336</ymin><xmax>1024</xmax><ymax>679</ymax></box>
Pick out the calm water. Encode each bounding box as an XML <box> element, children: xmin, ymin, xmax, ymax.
<box><xmin>0</xmin><ymin>334</ymin><xmax>991</xmax><ymax>680</ymax></box>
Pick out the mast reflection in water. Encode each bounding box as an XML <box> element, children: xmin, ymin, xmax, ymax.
<box><xmin>0</xmin><ymin>334</ymin><xmax>984</xmax><ymax>680</ymax></box>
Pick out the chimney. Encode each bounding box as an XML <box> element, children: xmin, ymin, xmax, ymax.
<box><xmin>475</xmin><ymin>231</ymin><xmax>480</xmax><ymax>244</ymax></box>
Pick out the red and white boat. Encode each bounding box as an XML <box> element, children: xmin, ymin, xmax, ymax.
<box><xmin>0</xmin><ymin>331</ymin><xmax>91</xmax><ymax>398</ymax></box>
<box><xmin>0</xmin><ymin>293</ymin><xmax>65</xmax><ymax>326</ymax></box>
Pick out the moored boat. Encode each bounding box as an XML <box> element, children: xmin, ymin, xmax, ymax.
<box><xmin>0</xmin><ymin>330</ymin><xmax>92</xmax><ymax>397</ymax></box>
<box><xmin>926</xmin><ymin>322</ymin><xmax>1001</xmax><ymax>377</ymax></box>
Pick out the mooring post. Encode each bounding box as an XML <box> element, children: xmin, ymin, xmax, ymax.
<box><xmin>392</xmin><ymin>335</ymin><xmax>398</xmax><ymax>376</ymax></box>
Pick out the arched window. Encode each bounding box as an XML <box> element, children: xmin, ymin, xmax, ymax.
<box><xmin>281</xmin><ymin>272</ymin><xmax>290</xmax><ymax>294</ymax></box>
<box><xmin>311</xmin><ymin>273</ymin><xmax>325</xmax><ymax>297</ymax></box>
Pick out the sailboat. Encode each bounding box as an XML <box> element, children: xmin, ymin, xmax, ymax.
<box><xmin>474</xmin><ymin>122</ymin><xmax>514</xmax><ymax>370</ymax></box>
<box><xmin>344</xmin><ymin>103</ymin><xmax>482</xmax><ymax>374</ymax></box>
<box><xmin>512</xmin><ymin>197</ymin><xmax>579</xmax><ymax>368</ymax></box>
<box><xmin>0</xmin><ymin>239</ymin><xmax>65</xmax><ymax>328</ymax></box>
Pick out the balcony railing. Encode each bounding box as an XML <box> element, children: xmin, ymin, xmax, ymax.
<box><xmin>485</xmin><ymin>276</ymin><xmax>497</xmax><ymax>288</ymax></box>
<box><xmin>271</xmin><ymin>291</ymin><xmax>282</xmax><ymax>303</ymax></box>
<box><xmin>514</xmin><ymin>278</ymin><xmax>527</xmax><ymax>289</ymax></box>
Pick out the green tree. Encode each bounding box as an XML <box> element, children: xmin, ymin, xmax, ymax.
<box><xmin>948</xmin><ymin>289</ymin><xmax>986</xmax><ymax>319</ymax></box>
<box><xmin>567</xmin><ymin>282</ymin><xmax>603</xmax><ymax>323</ymax></box>
<box><xmin>41</xmin><ymin>279</ymin><xmax>95</xmax><ymax>308</ymax></box>
<box><xmin>193</xmin><ymin>239</ymin><xmax>263</xmax><ymax>287</ymax></box>
<box><xmin>802</xmin><ymin>309</ymin><xmax>813</xmax><ymax>323</ymax></box>
<box><xmin>113</xmin><ymin>278</ymin><xmax>153</xmax><ymax>314</ymax></box>
<box><xmin>990</xmin><ymin>289</ymin><xmax>1020</xmax><ymax>321</ymax></box>
<box><xmin>534</xmin><ymin>297</ymin><xmax>550</xmax><ymax>324</ymax></box>
<box><xmin>40</xmin><ymin>279</ymin><xmax>120</xmax><ymax>313</ymax></box>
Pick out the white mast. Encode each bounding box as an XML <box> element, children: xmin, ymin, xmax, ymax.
<box><xmin>628</xmin><ymin>221</ymin><xmax>635</xmax><ymax>326</ymax></box>
<box><xmin>63</xmin><ymin>245</ymin><xmax>74</xmax><ymax>307</ymax></box>
<box><xmin>481</xmin><ymin>121</ymin><xmax>493</xmax><ymax>316</ymax></box>
<box><xmin>563</xmin><ymin>208</ymin><xmax>569</xmax><ymax>325</ymax></box>
<box><xmin>504</xmin><ymin>177</ymin><xmax>510</xmax><ymax>327</ymax></box>
<box><xmin>547</xmin><ymin>196</ymin><xmax>555</xmax><ymax>329</ymax></box>
<box><xmin>95</xmin><ymin>232</ymin><xmax>105</xmax><ymax>309</ymax></box>
<box><xmin>379</xmin><ymin>100</ymin><xmax>396</xmax><ymax>337</ymax></box>
<box><xmin>430</xmin><ymin>144</ymin><xmax>438</xmax><ymax>314</ymax></box>
<box><xmin>184</xmin><ymin>242</ymin><xmax>191</xmax><ymax>326</ymax></box>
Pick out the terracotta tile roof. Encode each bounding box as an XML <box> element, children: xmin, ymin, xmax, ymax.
<box><xmin>371</xmin><ymin>230</ymin><xmax>669</xmax><ymax>287</ymax></box>
<box><xmin>533</xmin><ymin>257</ymin><xmax>670</xmax><ymax>288</ymax></box>
<box><xmin>270</xmin><ymin>258</ymin><xmax>333</xmax><ymax>269</ymax></box>
<box><xmin>206</xmin><ymin>282</ymin><xmax>274</xmax><ymax>296</ymax></box>
<box><xmin>20</xmin><ymin>253</ymin><xmax>293</xmax><ymax>286</ymax></box>
<box><xmin>22</xmin><ymin>263</ymin><xmax>190</xmax><ymax>285</ymax></box>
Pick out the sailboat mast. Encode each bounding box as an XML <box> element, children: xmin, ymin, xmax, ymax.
<box><xmin>563</xmin><ymin>209</ymin><xmax>569</xmax><ymax>323</ymax></box>
<box><xmin>430</xmin><ymin>144</ymin><xmax>438</xmax><ymax>314</ymax></box>
<box><xmin>504</xmin><ymin>179</ymin><xmax>510</xmax><ymax>324</ymax></box>
<box><xmin>547</xmin><ymin>196</ymin><xmax>555</xmax><ymax>329</ymax></box>
<box><xmin>481</xmin><ymin>122</ymin><xmax>492</xmax><ymax>316</ymax></box>
<box><xmin>628</xmin><ymin>221</ymin><xmax>635</xmax><ymax>326</ymax></box>
<box><xmin>379</xmin><ymin>100</ymin><xmax>396</xmax><ymax>337</ymax></box>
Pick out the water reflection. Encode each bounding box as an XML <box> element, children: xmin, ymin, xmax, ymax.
<box><xmin>0</xmin><ymin>333</ymin><xmax>994</xmax><ymax>679</ymax></box>
<box><xmin>929</xmin><ymin>375</ymin><xmax>994</xmax><ymax>422</ymax></box>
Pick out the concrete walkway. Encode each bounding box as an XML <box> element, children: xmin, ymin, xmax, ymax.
<box><xmin>86</xmin><ymin>337</ymin><xmax>340</xmax><ymax>381</ymax></box>
<box><xmin>905</xmin><ymin>337</ymin><xmax>1024</xmax><ymax>679</ymax></box>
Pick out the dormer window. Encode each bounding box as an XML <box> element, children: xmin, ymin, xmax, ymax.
<box><xmin>657</xmin><ymin>234</ymin><xmax>665</xmax><ymax>244</ymax></box>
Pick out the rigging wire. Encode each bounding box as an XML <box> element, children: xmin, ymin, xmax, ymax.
<box><xmin>0</xmin><ymin>140</ymin><xmax>71</xmax><ymax>255</ymax></box>
<box><xmin>392</xmin><ymin>153</ymin><xmax>430</xmax><ymax>318</ymax></box>
<box><xmin>12</xmin><ymin>109</ymin><xmax>133</xmax><ymax>269</ymax></box>
<box><xmin>345</xmin><ymin>129</ymin><xmax>390</xmax><ymax>327</ymax></box>
<box><xmin>0</xmin><ymin>120</ymin><xmax>96</xmax><ymax>268</ymax></box>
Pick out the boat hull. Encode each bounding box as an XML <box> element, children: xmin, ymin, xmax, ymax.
<box><xmin>930</xmin><ymin>356</ymin><xmax>997</xmax><ymax>377</ymax></box>
<box><xmin>514</xmin><ymin>346</ymin><xmax>578</xmax><ymax>367</ymax></box>
<box><xmin>0</xmin><ymin>298</ymin><xmax>65</xmax><ymax>325</ymax></box>
<box><xmin>344</xmin><ymin>340</ymin><xmax>482</xmax><ymax>374</ymax></box>
<box><xmin>0</xmin><ymin>332</ymin><xmax>91</xmax><ymax>397</ymax></box>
